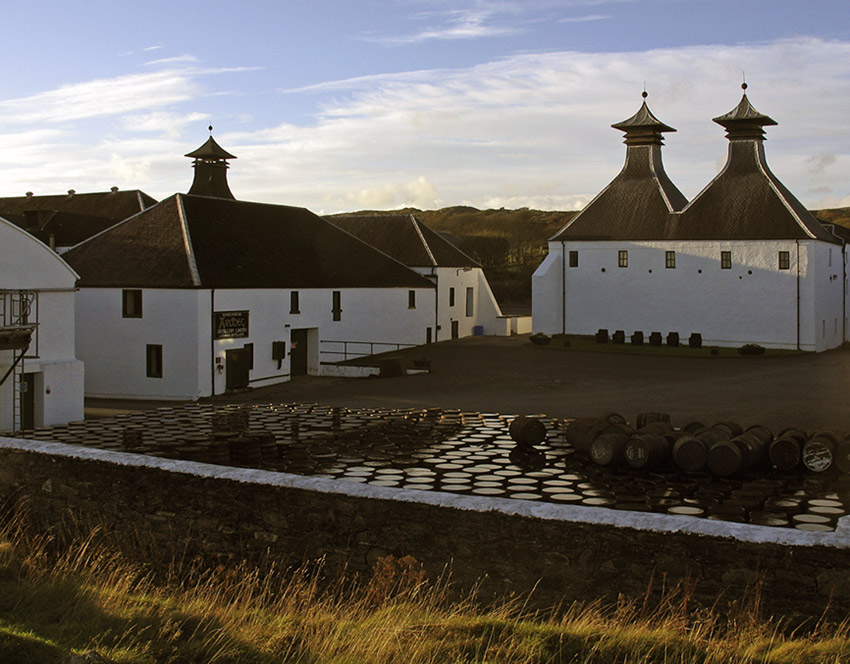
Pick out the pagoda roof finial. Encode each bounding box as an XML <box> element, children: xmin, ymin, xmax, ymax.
<box><xmin>713</xmin><ymin>83</ymin><xmax>776</xmax><ymax>141</ymax></box>
<box><xmin>611</xmin><ymin>91</ymin><xmax>676</xmax><ymax>146</ymax></box>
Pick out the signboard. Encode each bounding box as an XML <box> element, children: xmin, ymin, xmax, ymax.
<box><xmin>214</xmin><ymin>310</ymin><xmax>249</xmax><ymax>339</ymax></box>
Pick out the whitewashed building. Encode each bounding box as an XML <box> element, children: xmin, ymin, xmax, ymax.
<box><xmin>63</xmin><ymin>138</ymin><xmax>438</xmax><ymax>400</ymax></box>
<box><xmin>0</xmin><ymin>217</ymin><xmax>84</xmax><ymax>431</ymax></box>
<box><xmin>327</xmin><ymin>214</ymin><xmax>529</xmax><ymax>339</ymax></box>
<box><xmin>533</xmin><ymin>88</ymin><xmax>848</xmax><ymax>351</ymax></box>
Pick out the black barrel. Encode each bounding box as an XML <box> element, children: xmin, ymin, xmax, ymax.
<box><xmin>673</xmin><ymin>435</ymin><xmax>708</xmax><ymax>472</ymax></box>
<box><xmin>636</xmin><ymin>412</ymin><xmax>671</xmax><ymax>430</ymax></box>
<box><xmin>590</xmin><ymin>431</ymin><xmax>630</xmax><ymax>466</ymax></box>
<box><xmin>769</xmin><ymin>428</ymin><xmax>806</xmax><ymax>471</ymax></box>
<box><xmin>625</xmin><ymin>433</ymin><xmax>670</xmax><ymax>469</ymax></box>
<box><xmin>509</xmin><ymin>416</ymin><xmax>547</xmax><ymax>447</ymax></box>
<box><xmin>713</xmin><ymin>421</ymin><xmax>744</xmax><ymax>438</ymax></box>
<box><xmin>835</xmin><ymin>438</ymin><xmax>850</xmax><ymax>473</ymax></box>
<box><xmin>707</xmin><ymin>440</ymin><xmax>743</xmax><ymax>476</ymax></box>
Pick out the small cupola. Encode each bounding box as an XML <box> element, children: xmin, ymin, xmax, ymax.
<box><xmin>611</xmin><ymin>91</ymin><xmax>677</xmax><ymax>146</ymax></box>
<box><xmin>712</xmin><ymin>82</ymin><xmax>777</xmax><ymax>142</ymax></box>
<box><xmin>185</xmin><ymin>125</ymin><xmax>237</xmax><ymax>199</ymax></box>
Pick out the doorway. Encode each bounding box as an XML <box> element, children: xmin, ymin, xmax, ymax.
<box><xmin>451</xmin><ymin>320</ymin><xmax>459</xmax><ymax>340</ymax></box>
<box><xmin>290</xmin><ymin>328</ymin><xmax>309</xmax><ymax>376</ymax></box>
<box><xmin>20</xmin><ymin>372</ymin><xmax>35</xmax><ymax>430</ymax></box>
<box><xmin>225</xmin><ymin>348</ymin><xmax>251</xmax><ymax>390</ymax></box>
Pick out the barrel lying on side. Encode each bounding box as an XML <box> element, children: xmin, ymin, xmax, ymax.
<box><xmin>769</xmin><ymin>428</ymin><xmax>806</xmax><ymax>471</ymax></box>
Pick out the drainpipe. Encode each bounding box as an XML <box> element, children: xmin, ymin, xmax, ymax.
<box><xmin>561</xmin><ymin>241</ymin><xmax>566</xmax><ymax>335</ymax></box>
<box><xmin>795</xmin><ymin>240</ymin><xmax>800</xmax><ymax>351</ymax></box>
<box><xmin>433</xmin><ymin>268</ymin><xmax>439</xmax><ymax>343</ymax></box>
<box><xmin>210</xmin><ymin>288</ymin><xmax>216</xmax><ymax>396</ymax></box>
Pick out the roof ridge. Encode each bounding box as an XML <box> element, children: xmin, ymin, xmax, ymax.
<box><xmin>409</xmin><ymin>214</ymin><xmax>437</xmax><ymax>267</ymax></box>
<box><xmin>176</xmin><ymin>194</ymin><xmax>202</xmax><ymax>286</ymax></box>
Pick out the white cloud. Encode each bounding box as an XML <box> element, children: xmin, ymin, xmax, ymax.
<box><xmin>0</xmin><ymin>37</ymin><xmax>848</xmax><ymax>214</ymax></box>
<box><xmin>0</xmin><ymin>70</ymin><xmax>199</xmax><ymax>124</ymax></box>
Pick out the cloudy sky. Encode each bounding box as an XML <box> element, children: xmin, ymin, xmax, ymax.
<box><xmin>1</xmin><ymin>0</ymin><xmax>848</xmax><ymax>213</ymax></box>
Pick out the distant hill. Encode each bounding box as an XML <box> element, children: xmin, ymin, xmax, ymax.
<box><xmin>333</xmin><ymin>206</ymin><xmax>849</xmax><ymax>306</ymax></box>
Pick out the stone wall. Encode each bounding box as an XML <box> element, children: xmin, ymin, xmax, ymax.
<box><xmin>3</xmin><ymin>436</ymin><xmax>850</xmax><ymax>619</ymax></box>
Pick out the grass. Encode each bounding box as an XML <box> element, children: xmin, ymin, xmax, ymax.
<box><xmin>533</xmin><ymin>335</ymin><xmax>806</xmax><ymax>359</ymax></box>
<box><xmin>1</xmin><ymin>505</ymin><xmax>849</xmax><ymax>663</ymax></box>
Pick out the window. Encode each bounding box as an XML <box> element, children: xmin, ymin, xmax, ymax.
<box><xmin>665</xmin><ymin>251</ymin><xmax>676</xmax><ymax>269</ymax></box>
<box><xmin>569</xmin><ymin>250</ymin><xmax>579</xmax><ymax>268</ymax></box>
<box><xmin>122</xmin><ymin>289</ymin><xmax>142</xmax><ymax>318</ymax></box>
<box><xmin>721</xmin><ymin>251</ymin><xmax>731</xmax><ymax>269</ymax></box>
<box><xmin>618</xmin><ymin>250</ymin><xmax>628</xmax><ymax>268</ymax></box>
<box><xmin>290</xmin><ymin>291</ymin><xmax>300</xmax><ymax>314</ymax></box>
<box><xmin>332</xmin><ymin>291</ymin><xmax>341</xmax><ymax>321</ymax></box>
<box><xmin>449</xmin><ymin>287</ymin><xmax>455</xmax><ymax>307</ymax></box>
<box><xmin>778</xmin><ymin>251</ymin><xmax>790</xmax><ymax>270</ymax></box>
<box><xmin>146</xmin><ymin>344</ymin><xmax>162</xmax><ymax>378</ymax></box>
<box><xmin>408</xmin><ymin>290</ymin><xmax>416</xmax><ymax>309</ymax></box>
<box><xmin>465</xmin><ymin>287</ymin><xmax>474</xmax><ymax>317</ymax></box>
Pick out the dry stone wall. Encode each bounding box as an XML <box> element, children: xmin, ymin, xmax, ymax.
<box><xmin>2</xmin><ymin>436</ymin><xmax>850</xmax><ymax>619</ymax></box>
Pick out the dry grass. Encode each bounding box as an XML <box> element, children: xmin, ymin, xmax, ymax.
<box><xmin>1</xmin><ymin>502</ymin><xmax>848</xmax><ymax>664</ymax></box>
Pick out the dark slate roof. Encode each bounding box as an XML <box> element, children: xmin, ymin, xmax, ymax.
<box><xmin>185</xmin><ymin>136</ymin><xmax>237</xmax><ymax>160</ymax></box>
<box><xmin>0</xmin><ymin>190</ymin><xmax>157</xmax><ymax>246</ymax></box>
<box><xmin>325</xmin><ymin>214</ymin><xmax>480</xmax><ymax>268</ymax></box>
<box><xmin>63</xmin><ymin>194</ymin><xmax>436</xmax><ymax>289</ymax></box>
<box><xmin>551</xmin><ymin>143</ymin><xmax>687</xmax><ymax>241</ymax></box>
<box><xmin>552</xmin><ymin>93</ymin><xmax>839</xmax><ymax>245</ymax></box>
<box><xmin>678</xmin><ymin>93</ymin><xmax>839</xmax><ymax>244</ymax></box>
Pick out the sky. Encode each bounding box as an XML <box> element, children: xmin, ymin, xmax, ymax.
<box><xmin>0</xmin><ymin>0</ymin><xmax>848</xmax><ymax>214</ymax></box>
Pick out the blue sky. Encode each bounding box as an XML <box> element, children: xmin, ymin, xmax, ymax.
<box><xmin>1</xmin><ymin>0</ymin><xmax>848</xmax><ymax>212</ymax></box>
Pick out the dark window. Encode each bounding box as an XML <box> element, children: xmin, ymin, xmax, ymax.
<box><xmin>122</xmin><ymin>289</ymin><xmax>142</xmax><ymax>318</ymax></box>
<box><xmin>618</xmin><ymin>250</ymin><xmax>628</xmax><ymax>268</ymax></box>
<box><xmin>449</xmin><ymin>287</ymin><xmax>455</xmax><ymax>307</ymax></box>
<box><xmin>290</xmin><ymin>291</ymin><xmax>300</xmax><ymax>314</ymax></box>
<box><xmin>146</xmin><ymin>344</ymin><xmax>162</xmax><ymax>378</ymax></box>
<box><xmin>665</xmin><ymin>251</ymin><xmax>676</xmax><ymax>269</ymax></box>
<box><xmin>408</xmin><ymin>290</ymin><xmax>416</xmax><ymax>309</ymax></box>
<box><xmin>779</xmin><ymin>251</ymin><xmax>790</xmax><ymax>270</ymax></box>
<box><xmin>569</xmin><ymin>250</ymin><xmax>578</xmax><ymax>268</ymax></box>
<box><xmin>465</xmin><ymin>287</ymin><xmax>474</xmax><ymax>317</ymax></box>
<box><xmin>721</xmin><ymin>251</ymin><xmax>732</xmax><ymax>269</ymax></box>
<box><xmin>244</xmin><ymin>343</ymin><xmax>254</xmax><ymax>370</ymax></box>
<box><xmin>332</xmin><ymin>291</ymin><xmax>341</xmax><ymax>321</ymax></box>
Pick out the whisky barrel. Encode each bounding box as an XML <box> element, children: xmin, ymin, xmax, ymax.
<box><xmin>672</xmin><ymin>436</ymin><xmax>708</xmax><ymax>472</ymax></box>
<box><xmin>636</xmin><ymin>412</ymin><xmax>671</xmax><ymax>430</ymax></box>
<box><xmin>835</xmin><ymin>438</ymin><xmax>850</xmax><ymax>473</ymax></box>
<box><xmin>590</xmin><ymin>432</ymin><xmax>630</xmax><ymax>466</ymax></box>
<box><xmin>802</xmin><ymin>429</ymin><xmax>843</xmax><ymax>473</ymax></box>
<box><xmin>625</xmin><ymin>433</ymin><xmax>670</xmax><ymax>469</ymax></box>
<box><xmin>769</xmin><ymin>428</ymin><xmax>806</xmax><ymax>471</ymax></box>
<box><xmin>509</xmin><ymin>416</ymin><xmax>547</xmax><ymax>447</ymax></box>
<box><xmin>707</xmin><ymin>440</ymin><xmax>743</xmax><ymax>476</ymax></box>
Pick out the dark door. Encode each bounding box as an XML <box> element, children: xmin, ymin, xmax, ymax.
<box><xmin>451</xmin><ymin>320</ymin><xmax>459</xmax><ymax>340</ymax></box>
<box><xmin>225</xmin><ymin>349</ymin><xmax>251</xmax><ymax>390</ymax></box>
<box><xmin>290</xmin><ymin>328</ymin><xmax>308</xmax><ymax>376</ymax></box>
<box><xmin>21</xmin><ymin>373</ymin><xmax>35</xmax><ymax>430</ymax></box>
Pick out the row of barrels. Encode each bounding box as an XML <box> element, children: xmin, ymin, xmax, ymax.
<box><xmin>559</xmin><ymin>413</ymin><xmax>850</xmax><ymax>476</ymax></box>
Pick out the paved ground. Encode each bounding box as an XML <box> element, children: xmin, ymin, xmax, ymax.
<box><xmin>87</xmin><ymin>336</ymin><xmax>850</xmax><ymax>432</ymax></box>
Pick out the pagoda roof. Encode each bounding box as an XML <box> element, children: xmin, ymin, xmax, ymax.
<box><xmin>185</xmin><ymin>136</ymin><xmax>237</xmax><ymax>161</ymax></box>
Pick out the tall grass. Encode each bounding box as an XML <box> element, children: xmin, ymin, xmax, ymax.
<box><xmin>1</xmin><ymin>500</ymin><xmax>848</xmax><ymax>663</ymax></box>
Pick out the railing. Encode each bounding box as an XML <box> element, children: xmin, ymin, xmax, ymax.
<box><xmin>320</xmin><ymin>339</ymin><xmax>417</xmax><ymax>362</ymax></box>
<box><xmin>0</xmin><ymin>291</ymin><xmax>38</xmax><ymax>358</ymax></box>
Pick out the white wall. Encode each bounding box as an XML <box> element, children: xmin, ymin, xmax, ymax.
<box><xmin>76</xmin><ymin>288</ymin><xmax>205</xmax><ymax>399</ymax></box>
<box><xmin>533</xmin><ymin>239</ymin><xmax>846</xmax><ymax>351</ymax></box>
<box><xmin>0</xmin><ymin>218</ymin><xmax>83</xmax><ymax>431</ymax></box>
<box><xmin>532</xmin><ymin>245</ymin><xmax>564</xmax><ymax>335</ymax></box>
<box><xmin>211</xmin><ymin>286</ymin><xmax>437</xmax><ymax>393</ymax></box>
<box><xmin>413</xmin><ymin>267</ymin><xmax>503</xmax><ymax>340</ymax></box>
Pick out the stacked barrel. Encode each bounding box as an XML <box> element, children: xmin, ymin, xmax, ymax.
<box><xmin>565</xmin><ymin>414</ymin><xmax>850</xmax><ymax>477</ymax></box>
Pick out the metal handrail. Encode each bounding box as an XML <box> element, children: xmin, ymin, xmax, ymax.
<box><xmin>320</xmin><ymin>339</ymin><xmax>416</xmax><ymax>362</ymax></box>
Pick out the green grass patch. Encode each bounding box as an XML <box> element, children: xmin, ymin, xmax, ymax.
<box><xmin>0</xmin><ymin>507</ymin><xmax>848</xmax><ymax>663</ymax></box>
